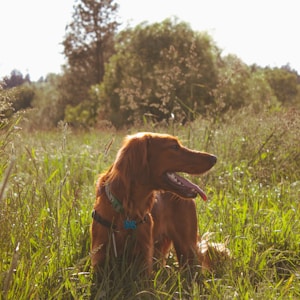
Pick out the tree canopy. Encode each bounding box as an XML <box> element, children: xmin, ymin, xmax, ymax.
<box><xmin>264</xmin><ymin>66</ymin><xmax>299</xmax><ymax>104</ymax></box>
<box><xmin>1</xmin><ymin>4</ymin><xmax>300</xmax><ymax>130</ymax></box>
<box><xmin>97</xmin><ymin>19</ymin><xmax>221</xmax><ymax>127</ymax></box>
<box><xmin>2</xmin><ymin>70</ymin><xmax>30</xmax><ymax>89</ymax></box>
<box><xmin>61</xmin><ymin>0</ymin><xmax>119</xmax><ymax>108</ymax></box>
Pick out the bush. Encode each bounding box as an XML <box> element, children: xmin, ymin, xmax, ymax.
<box><xmin>10</xmin><ymin>84</ymin><xmax>35</xmax><ymax>111</ymax></box>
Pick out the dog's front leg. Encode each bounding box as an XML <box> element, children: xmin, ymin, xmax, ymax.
<box><xmin>134</xmin><ymin>214</ymin><xmax>154</xmax><ymax>275</ymax></box>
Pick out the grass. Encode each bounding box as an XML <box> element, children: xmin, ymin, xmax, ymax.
<box><xmin>1</xmin><ymin>107</ymin><xmax>300</xmax><ymax>299</ymax></box>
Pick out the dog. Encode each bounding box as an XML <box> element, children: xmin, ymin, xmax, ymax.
<box><xmin>152</xmin><ymin>192</ymin><xmax>231</xmax><ymax>272</ymax></box>
<box><xmin>90</xmin><ymin>132</ymin><xmax>217</xmax><ymax>275</ymax></box>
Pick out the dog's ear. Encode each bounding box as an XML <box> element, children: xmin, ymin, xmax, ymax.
<box><xmin>114</xmin><ymin>134</ymin><xmax>150</xmax><ymax>184</ymax></box>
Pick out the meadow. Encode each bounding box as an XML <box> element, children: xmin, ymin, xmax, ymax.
<box><xmin>1</xmin><ymin>107</ymin><xmax>299</xmax><ymax>299</ymax></box>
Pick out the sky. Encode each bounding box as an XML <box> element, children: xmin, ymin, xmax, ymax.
<box><xmin>0</xmin><ymin>0</ymin><xmax>299</xmax><ymax>81</ymax></box>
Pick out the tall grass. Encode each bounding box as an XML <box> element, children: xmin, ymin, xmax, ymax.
<box><xmin>1</xmin><ymin>107</ymin><xmax>299</xmax><ymax>299</ymax></box>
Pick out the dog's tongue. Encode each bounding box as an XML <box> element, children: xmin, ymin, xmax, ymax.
<box><xmin>175</xmin><ymin>173</ymin><xmax>207</xmax><ymax>201</ymax></box>
<box><xmin>197</xmin><ymin>186</ymin><xmax>207</xmax><ymax>201</ymax></box>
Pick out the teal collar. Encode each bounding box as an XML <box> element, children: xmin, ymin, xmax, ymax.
<box><xmin>105</xmin><ymin>184</ymin><xmax>124</xmax><ymax>213</ymax></box>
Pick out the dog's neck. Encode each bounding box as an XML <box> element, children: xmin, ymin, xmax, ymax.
<box><xmin>104</xmin><ymin>183</ymin><xmax>124</xmax><ymax>213</ymax></box>
<box><xmin>109</xmin><ymin>177</ymin><xmax>155</xmax><ymax>219</ymax></box>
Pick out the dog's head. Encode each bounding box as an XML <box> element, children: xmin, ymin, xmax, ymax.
<box><xmin>113</xmin><ymin>132</ymin><xmax>217</xmax><ymax>200</ymax></box>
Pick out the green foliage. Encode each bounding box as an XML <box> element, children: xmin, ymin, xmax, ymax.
<box><xmin>1</xmin><ymin>69</ymin><xmax>30</xmax><ymax>89</ymax></box>
<box><xmin>0</xmin><ymin>86</ymin><xmax>14</xmax><ymax>123</ymax></box>
<box><xmin>1</xmin><ymin>108</ymin><xmax>299</xmax><ymax>298</ymax></box>
<box><xmin>214</xmin><ymin>55</ymin><xmax>279</xmax><ymax>112</ymax></box>
<box><xmin>1</xmin><ymin>126</ymin><xmax>101</xmax><ymax>299</ymax></box>
<box><xmin>3</xmin><ymin>17</ymin><xmax>300</xmax><ymax>130</ymax></box>
<box><xmin>0</xmin><ymin>88</ymin><xmax>28</xmax><ymax>141</ymax></box>
<box><xmin>98</xmin><ymin>19</ymin><xmax>220</xmax><ymax>127</ymax></box>
<box><xmin>264</xmin><ymin>66</ymin><xmax>299</xmax><ymax>104</ymax></box>
<box><xmin>61</xmin><ymin>0</ymin><xmax>119</xmax><ymax>109</ymax></box>
<box><xmin>24</xmin><ymin>74</ymin><xmax>65</xmax><ymax>129</ymax></box>
<box><xmin>0</xmin><ymin>83</ymin><xmax>34</xmax><ymax>123</ymax></box>
<box><xmin>64</xmin><ymin>84</ymin><xmax>102</xmax><ymax>129</ymax></box>
<box><xmin>9</xmin><ymin>84</ymin><xmax>35</xmax><ymax>112</ymax></box>
<box><xmin>64</xmin><ymin>102</ymin><xmax>95</xmax><ymax>129</ymax></box>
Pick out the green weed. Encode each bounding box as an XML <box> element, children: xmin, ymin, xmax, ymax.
<box><xmin>1</xmin><ymin>108</ymin><xmax>299</xmax><ymax>299</ymax></box>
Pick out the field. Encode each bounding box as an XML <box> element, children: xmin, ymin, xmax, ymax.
<box><xmin>1</xmin><ymin>108</ymin><xmax>300</xmax><ymax>299</ymax></box>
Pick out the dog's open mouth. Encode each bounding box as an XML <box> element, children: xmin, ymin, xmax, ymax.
<box><xmin>164</xmin><ymin>172</ymin><xmax>207</xmax><ymax>200</ymax></box>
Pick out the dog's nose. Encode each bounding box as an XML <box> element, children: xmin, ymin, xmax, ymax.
<box><xmin>210</xmin><ymin>155</ymin><xmax>217</xmax><ymax>165</ymax></box>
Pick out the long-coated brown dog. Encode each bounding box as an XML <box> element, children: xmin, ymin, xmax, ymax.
<box><xmin>91</xmin><ymin>132</ymin><xmax>216</xmax><ymax>275</ymax></box>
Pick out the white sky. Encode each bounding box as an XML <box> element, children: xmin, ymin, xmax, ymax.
<box><xmin>0</xmin><ymin>0</ymin><xmax>299</xmax><ymax>81</ymax></box>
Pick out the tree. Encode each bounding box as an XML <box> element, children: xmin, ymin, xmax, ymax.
<box><xmin>1</xmin><ymin>70</ymin><xmax>34</xmax><ymax>115</ymax></box>
<box><xmin>0</xmin><ymin>85</ymin><xmax>14</xmax><ymax>124</ymax></box>
<box><xmin>264</xmin><ymin>66</ymin><xmax>299</xmax><ymax>104</ymax></box>
<box><xmin>214</xmin><ymin>55</ymin><xmax>278</xmax><ymax>112</ymax></box>
<box><xmin>2</xmin><ymin>70</ymin><xmax>30</xmax><ymax>89</ymax></box>
<box><xmin>62</xmin><ymin>0</ymin><xmax>119</xmax><ymax>108</ymax></box>
<box><xmin>97</xmin><ymin>19</ymin><xmax>220</xmax><ymax>127</ymax></box>
<box><xmin>10</xmin><ymin>84</ymin><xmax>35</xmax><ymax>112</ymax></box>
<box><xmin>26</xmin><ymin>74</ymin><xmax>65</xmax><ymax>129</ymax></box>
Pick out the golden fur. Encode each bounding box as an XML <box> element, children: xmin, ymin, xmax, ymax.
<box><xmin>91</xmin><ymin>132</ymin><xmax>217</xmax><ymax>274</ymax></box>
